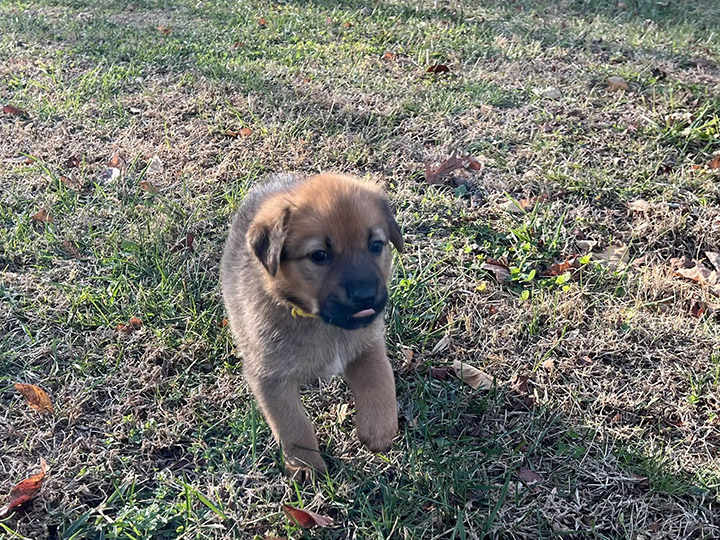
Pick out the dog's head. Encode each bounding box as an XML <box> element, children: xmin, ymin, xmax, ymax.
<box><xmin>246</xmin><ymin>173</ymin><xmax>403</xmax><ymax>330</ymax></box>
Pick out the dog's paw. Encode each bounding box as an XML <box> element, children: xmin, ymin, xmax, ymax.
<box><xmin>284</xmin><ymin>448</ymin><xmax>327</xmax><ymax>483</ymax></box>
<box><xmin>356</xmin><ymin>414</ymin><xmax>398</xmax><ymax>453</ymax></box>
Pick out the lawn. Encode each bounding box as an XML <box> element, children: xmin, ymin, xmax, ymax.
<box><xmin>1</xmin><ymin>0</ymin><xmax>719</xmax><ymax>538</ymax></box>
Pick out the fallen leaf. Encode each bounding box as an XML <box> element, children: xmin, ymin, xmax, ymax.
<box><xmin>426</xmin><ymin>64</ymin><xmax>450</xmax><ymax>74</ymax></box>
<box><xmin>219</xmin><ymin>318</ymin><xmax>229</xmax><ymax>327</ymax></box>
<box><xmin>282</xmin><ymin>505</ymin><xmax>333</xmax><ymax>528</ymax></box>
<box><xmin>108</xmin><ymin>154</ymin><xmax>121</xmax><ymax>168</ymax></box>
<box><xmin>708</xmin><ymin>155</ymin><xmax>720</xmax><ymax>170</ymax></box>
<box><xmin>232</xmin><ymin>41</ymin><xmax>244</xmax><ymax>49</ymax></box>
<box><xmin>628</xmin><ymin>199</ymin><xmax>650</xmax><ymax>213</ymax></box>
<box><xmin>62</xmin><ymin>239</ymin><xmax>81</xmax><ymax>258</ymax></box>
<box><xmin>488</xmin><ymin>304</ymin><xmax>498</xmax><ymax>316</ymax></box>
<box><xmin>60</xmin><ymin>175</ymin><xmax>83</xmax><ymax>190</ymax></box>
<box><xmin>466</xmin><ymin>156</ymin><xmax>483</xmax><ymax>171</ymax></box>
<box><xmin>382</xmin><ymin>52</ymin><xmax>395</xmax><ymax>61</ymax></box>
<box><xmin>541</xmin><ymin>358</ymin><xmax>555</xmax><ymax>371</ymax></box>
<box><xmin>452</xmin><ymin>361</ymin><xmax>493</xmax><ymax>390</ymax></box>
<box><xmin>576</xmin><ymin>239</ymin><xmax>597</xmax><ymax>253</ymax></box>
<box><xmin>139</xmin><ymin>180</ymin><xmax>159</xmax><ymax>194</ymax></box>
<box><xmin>258</xmin><ymin>17</ymin><xmax>267</xmax><ymax>26</ymax></box>
<box><xmin>481</xmin><ymin>258</ymin><xmax>511</xmax><ymax>283</ymax></box>
<box><xmin>342</xmin><ymin>21</ymin><xmax>352</xmax><ymax>28</ymax></box>
<box><xmin>99</xmin><ymin>167</ymin><xmax>120</xmax><ymax>183</ymax></box>
<box><xmin>0</xmin><ymin>458</ymin><xmax>48</xmax><ymax>518</ymax></box>
<box><xmin>544</xmin><ymin>256</ymin><xmax>580</xmax><ymax>277</ymax></box>
<box><xmin>430</xmin><ymin>366</ymin><xmax>453</xmax><ymax>381</ymax></box>
<box><xmin>146</xmin><ymin>155</ymin><xmax>163</xmax><ymax>175</ymax></box>
<box><xmin>691</xmin><ymin>300</ymin><xmax>707</xmax><ymax>319</ymax></box>
<box><xmin>500</xmin><ymin>198</ymin><xmax>533</xmax><ymax>213</ymax></box>
<box><xmin>3</xmin><ymin>104</ymin><xmax>28</xmax><ymax>117</ymax></box>
<box><xmin>158</xmin><ymin>25</ymin><xmax>172</xmax><ymax>34</ymax></box>
<box><xmin>607</xmin><ymin>76</ymin><xmax>628</xmax><ymax>91</ymax></box>
<box><xmin>424</xmin><ymin>152</ymin><xmax>482</xmax><ymax>185</ymax></box>
<box><xmin>31</xmin><ymin>209</ymin><xmax>53</xmax><ymax>224</ymax></box>
<box><xmin>14</xmin><ymin>384</ymin><xmax>54</xmax><ymax>413</ymax></box>
<box><xmin>117</xmin><ymin>316</ymin><xmax>143</xmax><ymax>334</ymax></box>
<box><xmin>592</xmin><ymin>244</ymin><xmax>630</xmax><ymax>269</ymax></box>
<box><xmin>512</xmin><ymin>374</ymin><xmax>535</xmax><ymax>407</ymax></box>
<box><xmin>171</xmin><ymin>232</ymin><xmax>195</xmax><ymax>253</ymax></box>
<box><xmin>705</xmin><ymin>251</ymin><xmax>720</xmax><ymax>273</ymax></box>
<box><xmin>518</xmin><ymin>468</ymin><xmax>542</xmax><ymax>484</ymax></box>
<box><xmin>675</xmin><ymin>260</ymin><xmax>719</xmax><ymax>289</ymax></box>
<box><xmin>536</xmin><ymin>86</ymin><xmax>562</xmax><ymax>99</ymax></box>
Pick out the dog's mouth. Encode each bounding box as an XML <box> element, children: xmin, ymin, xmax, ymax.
<box><xmin>320</xmin><ymin>293</ymin><xmax>387</xmax><ymax>330</ymax></box>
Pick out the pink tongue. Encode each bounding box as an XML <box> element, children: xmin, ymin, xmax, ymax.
<box><xmin>352</xmin><ymin>308</ymin><xmax>376</xmax><ymax>319</ymax></box>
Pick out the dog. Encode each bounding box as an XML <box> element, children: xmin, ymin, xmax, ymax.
<box><xmin>220</xmin><ymin>172</ymin><xmax>403</xmax><ymax>478</ymax></box>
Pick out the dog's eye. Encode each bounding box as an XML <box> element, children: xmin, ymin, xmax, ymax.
<box><xmin>369</xmin><ymin>240</ymin><xmax>384</xmax><ymax>254</ymax></box>
<box><xmin>309</xmin><ymin>250</ymin><xmax>330</xmax><ymax>264</ymax></box>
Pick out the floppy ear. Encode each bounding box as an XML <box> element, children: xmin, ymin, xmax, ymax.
<box><xmin>246</xmin><ymin>205</ymin><xmax>291</xmax><ymax>276</ymax></box>
<box><xmin>383</xmin><ymin>199</ymin><xmax>404</xmax><ymax>253</ymax></box>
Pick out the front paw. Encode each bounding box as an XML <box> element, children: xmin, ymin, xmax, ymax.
<box><xmin>284</xmin><ymin>447</ymin><xmax>327</xmax><ymax>482</ymax></box>
<box><xmin>356</xmin><ymin>412</ymin><xmax>398</xmax><ymax>453</ymax></box>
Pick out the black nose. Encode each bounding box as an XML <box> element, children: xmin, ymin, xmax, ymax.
<box><xmin>346</xmin><ymin>279</ymin><xmax>377</xmax><ymax>305</ymax></box>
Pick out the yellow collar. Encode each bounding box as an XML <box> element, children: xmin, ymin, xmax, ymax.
<box><xmin>290</xmin><ymin>304</ymin><xmax>319</xmax><ymax>319</ymax></box>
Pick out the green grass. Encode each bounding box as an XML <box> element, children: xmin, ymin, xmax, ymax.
<box><xmin>1</xmin><ymin>0</ymin><xmax>720</xmax><ymax>538</ymax></box>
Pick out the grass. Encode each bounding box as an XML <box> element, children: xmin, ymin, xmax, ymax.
<box><xmin>1</xmin><ymin>0</ymin><xmax>720</xmax><ymax>538</ymax></box>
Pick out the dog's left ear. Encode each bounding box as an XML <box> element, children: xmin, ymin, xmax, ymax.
<box><xmin>383</xmin><ymin>199</ymin><xmax>404</xmax><ymax>253</ymax></box>
<box><xmin>246</xmin><ymin>205</ymin><xmax>291</xmax><ymax>276</ymax></box>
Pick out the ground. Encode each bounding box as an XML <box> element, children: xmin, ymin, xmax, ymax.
<box><xmin>1</xmin><ymin>0</ymin><xmax>719</xmax><ymax>538</ymax></box>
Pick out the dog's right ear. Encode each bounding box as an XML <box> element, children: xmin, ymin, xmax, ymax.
<box><xmin>246</xmin><ymin>204</ymin><xmax>291</xmax><ymax>277</ymax></box>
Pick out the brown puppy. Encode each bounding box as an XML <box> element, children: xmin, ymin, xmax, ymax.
<box><xmin>220</xmin><ymin>173</ymin><xmax>403</xmax><ymax>477</ymax></box>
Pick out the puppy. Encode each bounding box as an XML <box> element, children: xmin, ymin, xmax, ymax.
<box><xmin>220</xmin><ymin>172</ymin><xmax>403</xmax><ymax>477</ymax></box>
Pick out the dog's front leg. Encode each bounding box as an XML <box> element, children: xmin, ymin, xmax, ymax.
<box><xmin>246</xmin><ymin>373</ymin><xmax>327</xmax><ymax>478</ymax></box>
<box><xmin>343</xmin><ymin>340</ymin><xmax>398</xmax><ymax>453</ymax></box>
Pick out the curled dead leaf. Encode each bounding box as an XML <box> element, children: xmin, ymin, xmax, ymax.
<box><xmin>426</xmin><ymin>64</ymin><xmax>450</xmax><ymax>74</ymax></box>
<box><xmin>171</xmin><ymin>232</ymin><xmax>195</xmax><ymax>253</ymax></box>
<box><xmin>452</xmin><ymin>361</ymin><xmax>493</xmax><ymax>390</ymax></box>
<box><xmin>117</xmin><ymin>316</ymin><xmax>143</xmax><ymax>334</ymax></box>
<box><xmin>282</xmin><ymin>504</ymin><xmax>333</xmax><ymax>528</ymax></box>
<box><xmin>14</xmin><ymin>383</ymin><xmax>54</xmax><ymax>413</ymax></box>
<box><xmin>139</xmin><ymin>181</ymin><xmax>159</xmax><ymax>194</ymax></box>
<box><xmin>518</xmin><ymin>468</ymin><xmax>542</xmax><ymax>484</ymax></box>
<box><xmin>31</xmin><ymin>209</ymin><xmax>53</xmax><ymax>224</ymax></box>
<box><xmin>708</xmin><ymin>155</ymin><xmax>720</xmax><ymax>170</ymax></box>
<box><xmin>0</xmin><ymin>458</ymin><xmax>48</xmax><ymax>518</ymax></box>
<box><xmin>62</xmin><ymin>239</ymin><xmax>81</xmax><ymax>258</ymax></box>
<box><xmin>592</xmin><ymin>244</ymin><xmax>630</xmax><ymax>270</ymax></box>
<box><xmin>429</xmin><ymin>366</ymin><xmax>453</xmax><ymax>381</ymax></box>
<box><xmin>607</xmin><ymin>76</ymin><xmax>628</xmax><ymax>91</ymax></box>
<box><xmin>627</xmin><ymin>199</ymin><xmax>650</xmax><ymax>213</ymax></box>
<box><xmin>481</xmin><ymin>258</ymin><xmax>511</xmax><ymax>283</ymax></box>
<box><xmin>543</xmin><ymin>256</ymin><xmax>581</xmax><ymax>277</ymax></box>
<box><xmin>3</xmin><ymin>104</ymin><xmax>28</xmax><ymax>117</ymax></box>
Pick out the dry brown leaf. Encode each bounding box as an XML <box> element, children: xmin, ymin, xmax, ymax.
<box><xmin>708</xmin><ymin>155</ymin><xmax>720</xmax><ymax>170</ymax></box>
<box><xmin>424</xmin><ymin>152</ymin><xmax>482</xmax><ymax>185</ymax></box>
<box><xmin>108</xmin><ymin>154</ymin><xmax>121</xmax><ymax>168</ymax></box>
<box><xmin>382</xmin><ymin>52</ymin><xmax>395</xmax><ymax>61</ymax></box>
<box><xmin>518</xmin><ymin>468</ymin><xmax>542</xmax><ymax>484</ymax></box>
<box><xmin>429</xmin><ymin>366</ymin><xmax>452</xmax><ymax>381</ymax></box>
<box><xmin>62</xmin><ymin>239</ymin><xmax>81</xmax><ymax>258</ymax></box>
<box><xmin>607</xmin><ymin>76</ymin><xmax>628</xmax><ymax>91</ymax></box>
<box><xmin>3</xmin><ymin>104</ymin><xmax>28</xmax><ymax>117</ymax></box>
<box><xmin>139</xmin><ymin>181</ymin><xmax>159</xmax><ymax>194</ymax></box>
<box><xmin>60</xmin><ymin>175</ymin><xmax>83</xmax><ymax>190</ymax></box>
<box><xmin>675</xmin><ymin>261</ymin><xmax>719</xmax><ymax>289</ymax></box>
<box><xmin>171</xmin><ymin>232</ymin><xmax>195</xmax><ymax>253</ymax></box>
<box><xmin>282</xmin><ymin>504</ymin><xmax>333</xmax><ymax>528</ymax></box>
<box><xmin>544</xmin><ymin>256</ymin><xmax>580</xmax><ymax>277</ymax></box>
<box><xmin>14</xmin><ymin>383</ymin><xmax>54</xmax><ymax>413</ymax></box>
<box><xmin>500</xmin><ymin>198</ymin><xmax>532</xmax><ymax>213</ymax></box>
<box><xmin>452</xmin><ymin>361</ymin><xmax>493</xmax><ymax>390</ymax></box>
<box><xmin>258</xmin><ymin>17</ymin><xmax>267</xmax><ymax>26</ymax></box>
<box><xmin>592</xmin><ymin>244</ymin><xmax>630</xmax><ymax>269</ymax></box>
<box><xmin>0</xmin><ymin>458</ymin><xmax>48</xmax><ymax>518</ymax></box>
<box><xmin>31</xmin><ymin>209</ymin><xmax>53</xmax><ymax>224</ymax></box>
<box><xmin>705</xmin><ymin>251</ymin><xmax>720</xmax><ymax>273</ymax></box>
<box><xmin>158</xmin><ymin>25</ymin><xmax>172</xmax><ymax>34</ymax></box>
<box><xmin>481</xmin><ymin>258</ymin><xmax>511</xmax><ymax>283</ymax></box>
<box><xmin>691</xmin><ymin>300</ymin><xmax>708</xmax><ymax>319</ymax></box>
<box><xmin>117</xmin><ymin>316</ymin><xmax>143</xmax><ymax>334</ymax></box>
<box><xmin>628</xmin><ymin>199</ymin><xmax>650</xmax><ymax>213</ymax></box>
<box><xmin>426</xmin><ymin>64</ymin><xmax>450</xmax><ymax>74</ymax></box>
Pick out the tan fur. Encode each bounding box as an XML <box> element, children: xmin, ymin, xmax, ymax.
<box><xmin>220</xmin><ymin>173</ymin><xmax>402</xmax><ymax>478</ymax></box>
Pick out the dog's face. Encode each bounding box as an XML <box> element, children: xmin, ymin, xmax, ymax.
<box><xmin>246</xmin><ymin>174</ymin><xmax>403</xmax><ymax>330</ymax></box>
